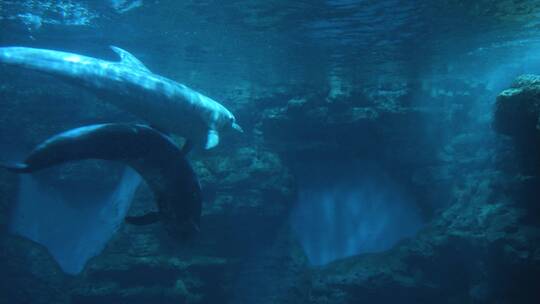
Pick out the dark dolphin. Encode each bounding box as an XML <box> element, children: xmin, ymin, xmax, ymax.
<box><xmin>0</xmin><ymin>123</ymin><xmax>202</xmax><ymax>240</ymax></box>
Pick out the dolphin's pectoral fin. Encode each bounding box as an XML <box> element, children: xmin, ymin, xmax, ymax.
<box><xmin>232</xmin><ymin>122</ymin><xmax>244</xmax><ymax>133</ymax></box>
<box><xmin>110</xmin><ymin>46</ymin><xmax>151</xmax><ymax>73</ymax></box>
<box><xmin>205</xmin><ymin>129</ymin><xmax>219</xmax><ymax>149</ymax></box>
<box><xmin>125</xmin><ymin>211</ymin><xmax>160</xmax><ymax>226</ymax></box>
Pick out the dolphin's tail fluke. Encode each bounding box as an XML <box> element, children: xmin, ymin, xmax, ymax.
<box><xmin>0</xmin><ymin>161</ymin><xmax>30</xmax><ymax>173</ymax></box>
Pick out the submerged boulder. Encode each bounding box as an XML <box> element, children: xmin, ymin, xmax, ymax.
<box><xmin>494</xmin><ymin>74</ymin><xmax>540</xmax><ymax>149</ymax></box>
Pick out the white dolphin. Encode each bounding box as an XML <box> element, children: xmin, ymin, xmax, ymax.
<box><xmin>0</xmin><ymin>46</ymin><xmax>243</xmax><ymax>149</ymax></box>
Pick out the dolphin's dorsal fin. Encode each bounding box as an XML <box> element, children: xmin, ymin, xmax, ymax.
<box><xmin>110</xmin><ymin>46</ymin><xmax>151</xmax><ymax>73</ymax></box>
<box><xmin>205</xmin><ymin>129</ymin><xmax>219</xmax><ymax>149</ymax></box>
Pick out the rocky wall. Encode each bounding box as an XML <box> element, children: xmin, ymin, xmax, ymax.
<box><xmin>1</xmin><ymin>72</ymin><xmax>540</xmax><ymax>304</ymax></box>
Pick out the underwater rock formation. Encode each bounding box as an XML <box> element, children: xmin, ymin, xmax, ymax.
<box><xmin>0</xmin><ymin>71</ymin><xmax>302</xmax><ymax>303</ymax></box>
<box><xmin>2</xmin><ymin>0</ymin><xmax>540</xmax><ymax>302</ymax></box>
<box><xmin>0</xmin><ymin>235</ymin><xmax>68</xmax><ymax>304</ymax></box>
<box><xmin>3</xmin><ymin>67</ymin><xmax>540</xmax><ymax>303</ymax></box>
<box><xmin>494</xmin><ymin>74</ymin><xmax>540</xmax><ymax>170</ymax></box>
<box><xmin>255</xmin><ymin>79</ymin><xmax>485</xmax><ymax>219</ymax></box>
<box><xmin>308</xmin><ymin>169</ymin><xmax>540</xmax><ymax>304</ymax></box>
<box><xmin>303</xmin><ymin>78</ymin><xmax>540</xmax><ymax>304</ymax></box>
<box><xmin>67</xmin><ymin>145</ymin><xmax>301</xmax><ymax>304</ymax></box>
<box><xmin>494</xmin><ymin>74</ymin><xmax>540</xmax><ymax>140</ymax></box>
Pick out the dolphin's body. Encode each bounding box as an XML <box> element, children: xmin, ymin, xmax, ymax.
<box><xmin>0</xmin><ymin>46</ymin><xmax>242</xmax><ymax>149</ymax></box>
<box><xmin>0</xmin><ymin>123</ymin><xmax>202</xmax><ymax>240</ymax></box>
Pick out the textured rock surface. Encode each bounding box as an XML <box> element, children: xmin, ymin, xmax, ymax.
<box><xmin>494</xmin><ymin>74</ymin><xmax>540</xmax><ymax>170</ymax></box>
<box><xmin>305</xmin><ymin>75</ymin><xmax>540</xmax><ymax>304</ymax></box>
<box><xmin>495</xmin><ymin>74</ymin><xmax>540</xmax><ymax>141</ymax></box>
<box><xmin>0</xmin><ymin>69</ymin><xmax>303</xmax><ymax>303</ymax></box>
<box><xmin>69</xmin><ymin>144</ymin><xmax>300</xmax><ymax>304</ymax></box>
<box><xmin>1</xmin><ymin>63</ymin><xmax>540</xmax><ymax>304</ymax></box>
<box><xmin>2</xmin><ymin>0</ymin><xmax>540</xmax><ymax>301</ymax></box>
<box><xmin>72</xmin><ymin>254</ymin><xmax>232</xmax><ymax>304</ymax></box>
<box><xmin>0</xmin><ymin>235</ymin><xmax>68</xmax><ymax>304</ymax></box>
<box><xmin>309</xmin><ymin>169</ymin><xmax>540</xmax><ymax>304</ymax></box>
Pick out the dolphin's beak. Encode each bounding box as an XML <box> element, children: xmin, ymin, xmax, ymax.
<box><xmin>232</xmin><ymin>122</ymin><xmax>244</xmax><ymax>133</ymax></box>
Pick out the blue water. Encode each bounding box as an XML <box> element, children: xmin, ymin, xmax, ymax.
<box><xmin>0</xmin><ymin>0</ymin><xmax>535</xmax><ymax>265</ymax></box>
<box><xmin>291</xmin><ymin>161</ymin><xmax>422</xmax><ymax>265</ymax></box>
<box><xmin>1</xmin><ymin>1</ymin><xmax>540</xmax><ymax>303</ymax></box>
<box><xmin>11</xmin><ymin>165</ymin><xmax>141</xmax><ymax>274</ymax></box>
